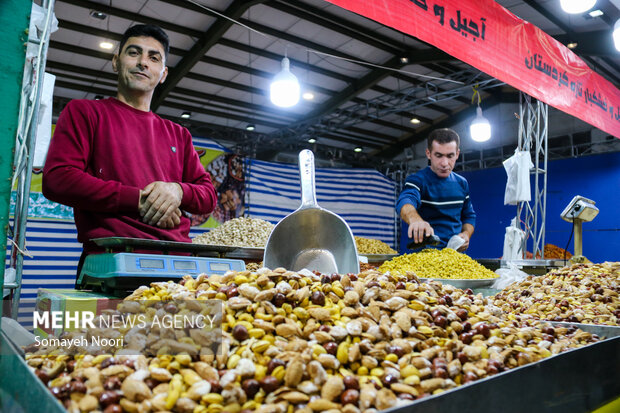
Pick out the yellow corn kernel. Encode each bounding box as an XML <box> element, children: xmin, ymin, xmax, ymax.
<box><xmin>238</xmin><ymin>313</ymin><xmax>253</xmax><ymax>322</ymax></box>
<box><xmin>241</xmin><ymin>401</ymin><xmax>257</xmax><ymax>410</ymax></box>
<box><xmin>168</xmin><ymin>361</ymin><xmax>181</xmax><ymax>371</ymax></box>
<box><xmin>223</xmin><ymin>403</ymin><xmax>241</xmax><ymax>413</ymax></box>
<box><xmin>206</xmin><ymin>404</ymin><xmax>224</xmax><ymax>413</ymax></box>
<box><xmin>418</xmin><ymin>326</ymin><xmax>433</xmax><ymax>336</ymax></box>
<box><xmin>91</xmin><ymin>355</ymin><xmax>113</xmax><ymax>365</ymax></box>
<box><xmin>282</xmin><ymin>303</ymin><xmax>293</xmax><ymax>314</ymax></box>
<box><xmin>202</xmin><ymin>393</ymin><xmax>224</xmax><ymax>405</ymax></box>
<box><xmin>385</xmin><ymin>354</ymin><xmax>398</xmax><ymax>363</ymax></box>
<box><xmin>254</xmin><ymin>365</ymin><xmax>267</xmax><ymax>381</ymax></box>
<box><xmin>248</xmin><ymin>328</ymin><xmax>265</xmax><ymax>339</ymax></box>
<box><xmin>370</xmin><ymin>367</ymin><xmax>384</xmax><ymax>377</ymax></box>
<box><xmin>352</xmin><ymin>337</ymin><xmax>361</xmax><ymax>344</ymax></box>
<box><xmin>332</xmin><ymin>286</ymin><xmax>345</xmax><ymax>298</ymax></box>
<box><xmin>339</xmin><ymin>367</ymin><xmax>354</xmax><ymax>377</ymax></box>
<box><xmin>401</xmin><ymin>365</ymin><xmax>419</xmax><ymax>378</ymax></box>
<box><xmin>252</xmin><ymin>340</ymin><xmax>270</xmax><ymax>353</ymax></box>
<box><xmin>165</xmin><ymin>374</ymin><xmax>183</xmax><ymax>409</ymax></box>
<box><xmin>234</xmin><ymin>275</ymin><xmax>249</xmax><ymax>285</ymax></box>
<box><xmin>287</xmin><ymin>405</ymin><xmax>294</xmax><ymax>413</ymax></box>
<box><xmin>276</xmin><ymin>308</ymin><xmax>286</xmax><ymax>317</ymax></box>
<box><xmin>254</xmin><ymin>312</ymin><xmax>272</xmax><ymax>321</ymax></box>
<box><xmin>272</xmin><ymin>365</ymin><xmax>285</xmax><ymax>381</ymax></box>
<box><xmin>227</xmin><ymin>354</ymin><xmax>241</xmax><ymax>370</ymax></box>
<box><xmin>337</xmin><ymin>342</ymin><xmax>349</xmax><ymax>364</ymax></box>
<box><xmin>176</xmin><ymin>354</ymin><xmax>192</xmax><ymax>366</ymax></box>
<box><xmin>404</xmin><ymin>375</ymin><xmax>420</xmax><ymax>386</ymax></box>
<box><xmin>293</xmin><ymin>307</ymin><xmax>309</xmax><ymax>320</ymax></box>
<box><xmin>433</xmin><ymin>389</ymin><xmax>445</xmax><ymax>395</ymax></box>
<box><xmin>313</xmin><ymin>344</ymin><xmax>327</xmax><ymax>356</ymax></box>
<box><xmin>263</xmin><ymin>334</ymin><xmax>275</xmax><ymax>345</ymax></box>
<box><xmin>194</xmin><ymin>406</ymin><xmax>208</xmax><ymax>413</ymax></box>
<box><xmin>215</xmin><ymin>292</ymin><xmax>227</xmax><ymax>300</ymax></box>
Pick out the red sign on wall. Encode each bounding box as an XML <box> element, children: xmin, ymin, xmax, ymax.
<box><xmin>325</xmin><ymin>0</ymin><xmax>620</xmax><ymax>138</ymax></box>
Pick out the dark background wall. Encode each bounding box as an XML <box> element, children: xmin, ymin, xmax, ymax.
<box><xmin>399</xmin><ymin>151</ymin><xmax>620</xmax><ymax>262</ymax></box>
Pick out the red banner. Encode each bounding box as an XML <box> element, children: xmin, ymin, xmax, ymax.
<box><xmin>325</xmin><ymin>0</ymin><xmax>620</xmax><ymax>139</ymax></box>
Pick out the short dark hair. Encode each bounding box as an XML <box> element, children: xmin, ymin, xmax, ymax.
<box><xmin>427</xmin><ymin>128</ymin><xmax>460</xmax><ymax>150</ymax></box>
<box><xmin>118</xmin><ymin>24</ymin><xmax>169</xmax><ymax>61</ymax></box>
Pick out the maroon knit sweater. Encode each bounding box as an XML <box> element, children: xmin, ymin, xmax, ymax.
<box><xmin>43</xmin><ymin>98</ymin><xmax>216</xmax><ymax>253</ymax></box>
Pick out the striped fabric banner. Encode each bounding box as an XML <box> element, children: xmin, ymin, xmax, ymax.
<box><xmin>245</xmin><ymin>159</ymin><xmax>397</xmax><ymax>246</ymax></box>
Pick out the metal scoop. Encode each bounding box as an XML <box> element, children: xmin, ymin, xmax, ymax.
<box><xmin>263</xmin><ymin>150</ymin><xmax>360</xmax><ymax>274</ymax></box>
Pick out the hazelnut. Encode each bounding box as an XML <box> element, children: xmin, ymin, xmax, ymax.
<box><xmin>232</xmin><ymin>325</ymin><xmax>249</xmax><ymax>341</ymax></box>
<box><xmin>318</xmin><ymin>325</ymin><xmax>331</xmax><ymax>333</ymax></box>
<box><xmin>433</xmin><ymin>316</ymin><xmax>447</xmax><ymax>328</ymax></box>
<box><xmin>462</xmin><ymin>321</ymin><xmax>472</xmax><ymax>332</ymax></box>
<box><xmin>463</xmin><ymin>371</ymin><xmax>478</xmax><ymax>383</ymax></box>
<box><xmin>381</xmin><ymin>374</ymin><xmax>397</xmax><ymax>387</ymax></box>
<box><xmin>349</xmin><ymin>274</ymin><xmax>358</xmax><ymax>281</ymax></box>
<box><xmin>311</xmin><ymin>291</ymin><xmax>326</xmax><ymax>306</ymax></box>
<box><xmin>35</xmin><ymin>369</ymin><xmax>50</xmax><ymax>384</ymax></box>
<box><xmin>242</xmin><ymin>379</ymin><xmax>260</xmax><ymax>398</ymax></box>
<box><xmin>66</xmin><ymin>360</ymin><xmax>76</xmax><ymax>373</ymax></box>
<box><xmin>387</xmin><ymin>345</ymin><xmax>405</xmax><ymax>358</ymax></box>
<box><xmin>104</xmin><ymin>377</ymin><xmax>122</xmax><ymax>390</ymax></box>
<box><xmin>144</xmin><ymin>378</ymin><xmax>159</xmax><ymax>390</ymax></box>
<box><xmin>321</xmin><ymin>276</ymin><xmax>331</xmax><ymax>284</ymax></box>
<box><xmin>207</xmin><ymin>379</ymin><xmax>222</xmax><ymax>393</ymax></box>
<box><xmin>70</xmin><ymin>380</ymin><xmax>87</xmax><ymax>394</ymax></box>
<box><xmin>442</xmin><ymin>294</ymin><xmax>453</xmax><ymax>306</ymax></box>
<box><xmin>273</xmin><ymin>293</ymin><xmax>286</xmax><ymax>307</ymax></box>
<box><xmin>99</xmin><ymin>391</ymin><xmax>121</xmax><ymax>407</ymax></box>
<box><xmin>340</xmin><ymin>389</ymin><xmax>359</xmax><ymax>405</ymax></box>
<box><xmin>164</xmin><ymin>303</ymin><xmax>179</xmax><ymax>314</ymax></box>
<box><xmin>260</xmin><ymin>376</ymin><xmax>279</xmax><ymax>394</ymax></box>
<box><xmin>464</xmin><ymin>288</ymin><xmax>474</xmax><ymax>295</ymax></box>
<box><xmin>343</xmin><ymin>375</ymin><xmax>359</xmax><ymax>390</ymax></box>
<box><xmin>226</xmin><ymin>287</ymin><xmax>239</xmax><ymax>299</ymax></box>
<box><xmin>103</xmin><ymin>405</ymin><xmax>122</xmax><ymax>413</ymax></box>
<box><xmin>100</xmin><ymin>357</ymin><xmax>116</xmax><ymax>369</ymax></box>
<box><xmin>323</xmin><ymin>342</ymin><xmax>338</xmax><ymax>356</ymax></box>
<box><xmin>434</xmin><ymin>368</ymin><xmax>448</xmax><ymax>378</ymax></box>
<box><xmin>330</xmin><ymin>273</ymin><xmax>341</xmax><ymax>282</ymax></box>
<box><xmin>267</xmin><ymin>358</ymin><xmax>285</xmax><ymax>374</ymax></box>
<box><xmin>460</xmin><ymin>332</ymin><xmax>473</xmax><ymax>344</ymax></box>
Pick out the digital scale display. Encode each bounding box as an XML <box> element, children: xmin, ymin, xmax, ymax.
<box><xmin>173</xmin><ymin>260</ymin><xmax>197</xmax><ymax>271</ymax></box>
<box><xmin>209</xmin><ymin>262</ymin><xmax>231</xmax><ymax>272</ymax></box>
<box><xmin>139</xmin><ymin>258</ymin><xmax>165</xmax><ymax>269</ymax></box>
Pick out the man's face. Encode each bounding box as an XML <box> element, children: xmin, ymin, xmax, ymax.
<box><xmin>112</xmin><ymin>36</ymin><xmax>168</xmax><ymax>94</ymax></box>
<box><xmin>426</xmin><ymin>140</ymin><xmax>459</xmax><ymax>178</ymax></box>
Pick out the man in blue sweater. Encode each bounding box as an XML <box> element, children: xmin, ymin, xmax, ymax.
<box><xmin>396</xmin><ymin>128</ymin><xmax>476</xmax><ymax>252</ymax></box>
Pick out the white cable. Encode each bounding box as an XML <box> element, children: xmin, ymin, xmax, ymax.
<box><xmin>184</xmin><ymin>0</ymin><xmax>464</xmax><ymax>85</ymax></box>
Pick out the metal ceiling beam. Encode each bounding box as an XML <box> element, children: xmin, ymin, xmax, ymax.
<box><xmin>151</xmin><ymin>0</ymin><xmax>265</xmax><ymax>110</ymax></box>
<box><xmin>374</xmin><ymin>91</ymin><xmax>511</xmax><ymax>158</ymax></box>
<box><xmin>308</xmin><ymin>56</ymin><xmax>405</xmax><ymax>119</ymax></box>
<box><xmin>61</xmin><ymin>0</ymin><xmax>203</xmax><ymax>38</ymax></box>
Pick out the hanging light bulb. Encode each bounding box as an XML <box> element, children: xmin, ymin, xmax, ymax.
<box><xmin>560</xmin><ymin>0</ymin><xmax>596</xmax><ymax>14</ymax></box>
<box><xmin>270</xmin><ymin>57</ymin><xmax>300</xmax><ymax>108</ymax></box>
<box><xmin>614</xmin><ymin>19</ymin><xmax>620</xmax><ymax>52</ymax></box>
<box><xmin>470</xmin><ymin>106</ymin><xmax>491</xmax><ymax>142</ymax></box>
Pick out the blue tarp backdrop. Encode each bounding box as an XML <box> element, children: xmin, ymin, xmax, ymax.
<box><xmin>460</xmin><ymin>151</ymin><xmax>620</xmax><ymax>262</ymax></box>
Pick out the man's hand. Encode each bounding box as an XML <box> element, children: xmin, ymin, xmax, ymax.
<box><xmin>408</xmin><ymin>220</ymin><xmax>434</xmax><ymax>244</ymax></box>
<box><xmin>139</xmin><ymin>181</ymin><xmax>183</xmax><ymax>228</ymax></box>
<box><xmin>456</xmin><ymin>232</ymin><xmax>470</xmax><ymax>252</ymax></box>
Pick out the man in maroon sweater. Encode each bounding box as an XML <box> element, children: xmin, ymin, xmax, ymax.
<box><xmin>43</xmin><ymin>25</ymin><xmax>217</xmax><ymax>271</ymax></box>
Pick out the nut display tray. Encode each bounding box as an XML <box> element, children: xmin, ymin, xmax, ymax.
<box><xmin>361</xmin><ymin>253</ymin><xmax>398</xmax><ymax>263</ymax></box>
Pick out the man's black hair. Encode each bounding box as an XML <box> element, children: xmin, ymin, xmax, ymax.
<box><xmin>118</xmin><ymin>24</ymin><xmax>169</xmax><ymax>61</ymax></box>
<box><xmin>427</xmin><ymin>128</ymin><xmax>460</xmax><ymax>150</ymax></box>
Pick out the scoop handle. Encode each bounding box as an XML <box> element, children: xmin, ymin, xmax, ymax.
<box><xmin>299</xmin><ymin>149</ymin><xmax>318</xmax><ymax>209</ymax></box>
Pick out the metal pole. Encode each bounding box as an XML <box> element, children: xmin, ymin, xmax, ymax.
<box><xmin>9</xmin><ymin>0</ymin><xmax>55</xmax><ymax>319</ymax></box>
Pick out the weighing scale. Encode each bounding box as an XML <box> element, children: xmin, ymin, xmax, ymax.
<box><xmin>77</xmin><ymin>237</ymin><xmax>255</xmax><ymax>295</ymax></box>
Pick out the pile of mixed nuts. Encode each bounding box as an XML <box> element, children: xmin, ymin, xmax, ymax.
<box><xmin>25</xmin><ymin>263</ymin><xmax>615</xmax><ymax>413</ymax></box>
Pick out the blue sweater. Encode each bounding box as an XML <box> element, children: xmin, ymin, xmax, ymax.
<box><xmin>396</xmin><ymin>166</ymin><xmax>476</xmax><ymax>250</ymax></box>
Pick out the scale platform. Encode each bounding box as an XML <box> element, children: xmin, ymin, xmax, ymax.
<box><xmin>78</xmin><ymin>252</ymin><xmax>246</xmax><ymax>295</ymax></box>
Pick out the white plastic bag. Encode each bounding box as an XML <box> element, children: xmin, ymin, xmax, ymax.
<box><xmin>492</xmin><ymin>261</ymin><xmax>529</xmax><ymax>289</ymax></box>
<box><xmin>502</xmin><ymin>217</ymin><xmax>526</xmax><ymax>260</ymax></box>
<box><xmin>447</xmin><ymin>234</ymin><xmax>466</xmax><ymax>251</ymax></box>
<box><xmin>503</xmin><ymin>150</ymin><xmax>534</xmax><ymax>205</ymax></box>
